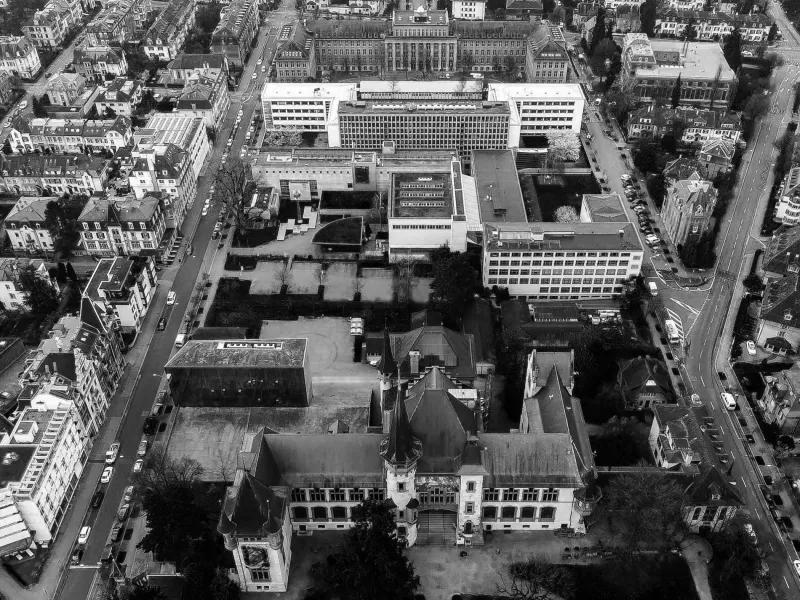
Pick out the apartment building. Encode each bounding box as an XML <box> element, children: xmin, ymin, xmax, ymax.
<box><xmin>4</xmin><ymin>197</ymin><xmax>57</xmax><ymax>255</ymax></box>
<box><xmin>525</xmin><ymin>22</ymin><xmax>569</xmax><ymax>83</ymax></box>
<box><xmin>274</xmin><ymin>23</ymin><xmax>316</xmax><ymax>82</ymax></box>
<box><xmin>8</xmin><ymin>116</ymin><xmax>132</xmax><ymax>155</ymax></box>
<box><xmin>0</xmin><ymin>37</ymin><xmax>41</xmax><ymax>80</ymax></box>
<box><xmin>129</xmin><ymin>145</ymin><xmax>195</xmax><ymax>228</ymax></box>
<box><xmin>0</xmin><ymin>404</ymin><xmax>84</xmax><ymax>543</ymax></box>
<box><xmin>698</xmin><ymin>138</ymin><xmax>735</xmax><ymax>179</ymax></box>
<box><xmin>452</xmin><ymin>0</ymin><xmax>487</xmax><ymax>20</ymax></box>
<box><xmin>143</xmin><ymin>0</ymin><xmax>197</xmax><ymax>61</ymax></box>
<box><xmin>666</xmin><ymin>0</ymin><xmax>703</xmax><ymax>9</ymax></box>
<box><xmin>94</xmin><ymin>77</ymin><xmax>143</xmax><ymax>117</ymax></box>
<box><xmin>166</xmin><ymin>53</ymin><xmax>228</xmax><ymax>83</ymax></box>
<box><xmin>132</xmin><ymin>113</ymin><xmax>210</xmax><ymax>179</ymax></box>
<box><xmin>775</xmin><ymin>167</ymin><xmax>800</xmax><ymax>225</ymax></box>
<box><xmin>0</xmin><ymin>259</ymin><xmax>57</xmax><ymax>311</ymax></box>
<box><xmin>655</xmin><ymin>10</ymin><xmax>773</xmax><ymax>42</ymax></box>
<box><xmin>73</xmin><ymin>45</ymin><xmax>128</xmax><ymax>83</ymax></box>
<box><xmin>488</xmin><ymin>83</ymin><xmax>584</xmax><ymax>134</ymax></box>
<box><xmin>23</xmin><ymin>0</ymin><xmax>82</xmax><ymax>49</ymax></box>
<box><xmin>621</xmin><ymin>35</ymin><xmax>736</xmax><ymax>109</ymax></box>
<box><xmin>0</xmin><ymin>154</ymin><xmax>109</xmax><ymax>196</ymax></box>
<box><xmin>86</xmin><ymin>0</ymin><xmax>153</xmax><ymax>46</ymax></box>
<box><xmin>44</xmin><ymin>73</ymin><xmax>87</xmax><ymax>106</ymax></box>
<box><xmin>83</xmin><ymin>256</ymin><xmax>158</xmax><ymax>335</ymax></box>
<box><xmin>758</xmin><ymin>365</ymin><xmax>800</xmax><ymax>438</ymax></box>
<box><xmin>78</xmin><ymin>193</ymin><xmax>167</xmax><ymax>257</ymax></box>
<box><xmin>482</xmin><ymin>221</ymin><xmax>643</xmax><ymax>300</ymax></box>
<box><xmin>626</xmin><ymin>105</ymin><xmax>742</xmax><ymax>146</ymax></box>
<box><xmin>22</xmin><ymin>301</ymin><xmax>125</xmax><ymax>442</ymax></box>
<box><xmin>660</xmin><ymin>173</ymin><xmax>717</xmax><ymax>248</ymax></box>
<box><xmin>387</xmin><ymin>161</ymin><xmax>468</xmax><ymax>260</ymax></box>
<box><xmin>211</xmin><ymin>0</ymin><xmax>260</xmax><ymax>67</ymax></box>
<box><xmin>175</xmin><ymin>70</ymin><xmax>230</xmax><ymax>129</ymax></box>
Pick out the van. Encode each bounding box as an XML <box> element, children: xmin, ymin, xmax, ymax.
<box><xmin>470</xmin><ymin>72</ymin><xmax>484</xmax><ymax>79</ymax></box>
<box><xmin>721</xmin><ymin>392</ymin><xmax>736</xmax><ymax>410</ymax></box>
<box><xmin>648</xmin><ymin>282</ymin><xmax>658</xmax><ymax>296</ymax></box>
<box><xmin>175</xmin><ymin>333</ymin><xmax>186</xmax><ymax>347</ymax></box>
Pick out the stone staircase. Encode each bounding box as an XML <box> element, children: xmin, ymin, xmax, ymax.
<box><xmin>416</xmin><ymin>511</ymin><xmax>457</xmax><ymax>546</ymax></box>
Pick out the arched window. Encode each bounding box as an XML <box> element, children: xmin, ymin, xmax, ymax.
<box><xmin>482</xmin><ymin>506</ymin><xmax>497</xmax><ymax>520</ymax></box>
<box><xmin>520</xmin><ymin>507</ymin><xmax>535</xmax><ymax>521</ymax></box>
<box><xmin>312</xmin><ymin>506</ymin><xmax>327</xmax><ymax>521</ymax></box>
<box><xmin>539</xmin><ymin>507</ymin><xmax>555</xmax><ymax>521</ymax></box>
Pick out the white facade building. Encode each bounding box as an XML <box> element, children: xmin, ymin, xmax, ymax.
<box><xmin>0</xmin><ymin>36</ymin><xmax>41</xmax><ymax>79</ymax></box>
<box><xmin>133</xmin><ymin>114</ymin><xmax>211</xmax><ymax>179</ymax></box>
<box><xmin>452</xmin><ymin>0</ymin><xmax>487</xmax><ymax>20</ymax></box>
<box><xmin>4</xmin><ymin>197</ymin><xmax>57</xmax><ymax>255</ymax></box>
<box><xmin>775</xmin><ymin>167</ymin><xmax>800</xmax><ymax>226</ymax></box>
<box><xmin>0</xmin><ymin>259</ymin><xmax>57</xmax><ymax>312</ymax></box>
<box><xmin>487</xmin><ymin>83</ymin><xmax>584</xmax><ymax>135</ymax></box>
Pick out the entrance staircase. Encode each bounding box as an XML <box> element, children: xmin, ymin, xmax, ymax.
<box><xmin>416</xmin><ymin>510</ymin><xmax>457</xmax><ymax>546</ymax></box>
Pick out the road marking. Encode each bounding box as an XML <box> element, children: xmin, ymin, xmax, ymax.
<box><xmin>741</xmin><ymin>476</ymin><xmax>747</xmax><ymax>488</ymax></box>
<box><xmin>700</xmin><ymin>376</ymin><xmax>705</xmax><ymax>386</ymax></box>
<box><xmin>670</xmin><ymin>298</ymin><xmax>700</xmax><ymax>316</ymax></box>
<box><xmin>785</xmin><ymin>576</ymin><xmax>790</xmax><ymax>589</ymax></box>
<box><xmin>720</xmin><ymin>425</ymin><xmax>724</xmax><ymax>435</ymax></box>
<box><xmin>769</xmin><ymin>542</ymin><xmax>774</xmax><ymax>552</ymax></box>
<box><xmin>755</xmin><ymin>507</ymin><xmax>761</xmax><ymax>520</ymax></box>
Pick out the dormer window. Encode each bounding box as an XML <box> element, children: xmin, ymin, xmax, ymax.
<box><xmin>785</xmin><ymin>310</ymin><xmax>793</xmax><ymax>321</ymax></box>
<box><xmin>94</xmin><ymin>222</ymin><xmax>100</xmax><ymax>230</ymax></box>
<box><xmin>128</xmin><ymin>222</ymin><xmax>134</xmax><ymax>229</ymax></box>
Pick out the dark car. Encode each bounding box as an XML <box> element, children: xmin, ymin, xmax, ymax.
<box><xmin>157</xmin><ymin>318</ymin><xmax>166</xmax><ymax>331</ymax></box>
<box><xmin>142</xmin><ymin>415</ymin><xmax>158</xmax><ymax>436</ymax></box>
<box><xmin>91</xmin><ymin>490</ymin><xmax>105</xmax><ymax>508</ymax></box>
<box><xmin>110</xmin><ymin>524</ymin><xmax>123</xmax><ymax>542</ymax></box>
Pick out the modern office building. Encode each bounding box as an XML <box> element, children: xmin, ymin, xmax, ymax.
<box><xmin>621</xmin><ymin>34</ymin><xmax>736</xmax><ymax>109</ymax></box>
<box><xmin>487</xmin><ymin>83</ymin><xmax>584</xmax><ymax>133</ymax></box>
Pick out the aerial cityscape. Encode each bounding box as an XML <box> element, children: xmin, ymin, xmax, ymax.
<box><xmin>0</xmin><ymin>0</ymin><xmax>797</xmax><ymax>598</ymax></box>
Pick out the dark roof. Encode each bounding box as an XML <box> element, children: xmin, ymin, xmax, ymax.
<box><xmin>683</xmin><ymin>465</ymin><xmax>744</xmax><ymax>507</ymax></box>
<box><xmin>763</xmin><ymin>225</ymin><xmax>800</xmax><ymax>278</ymax></box>
<box><xmin>376</xmin><ymin>326</ymin><xmax>397</xmax><ymax>376</ymax></box>
<box><xmin>380</xmin><ymin>382</ymin><xmax>423</xmax><ymax>467</ymax></box>
<box><xmin>618</xmin><ymin>356</ymin><xmax>671</xmax><ymax>397</ymax></box>
<box><xmin>190</xmin><ymin>327</ymin><xmax>248</xmax><ymax>341</ymax></box>
<box><xmin>35</xmin><ymin>353</ymin><xmax>77</xmax><ymax>382</ymax></box>
<box><xmin>501</xmin><ymin>299</ymin><xmax>582</xmax><ymax>339</ymax></box>
<box><xmin>481</xmin><ymin>433</ymin><xmax>583</xmax><ymax>487</ymax></box>
<box><xmin>168</xmin><ymin>53</ymin><xmax>227</xmax><ymax>71</ymax></box>
<box><xmin>760</xmin><ymin>275</ymin><xmax>800</xmax><ymax>330</ymax></box>
<box><xmin>80</xmin><ymin>296</ymin><xmax>107</xmax><ymax>333</ymax></box>
<box><xmin>411</xmin><ymin>310</ymin><xmax>443</xmax><ymax>329</ymax></box>
<box><xmin>166</xmin><ymin>339</ymin><xmax>307</xmax><ymax>368</ymax></box>
<box><xmin>462</xmin><ymin>298</ymin><xmax>493</xmax><ymax>364</ymax></box>
<box><xmin>765</xmin><ymin>336</ymin><xmax>794</xmax><ymax>351</ymax></box>
<box><xmin>0</xmin><ymin>444</ymin><xmax>36</xmax><ymax>484</ymax></box>
<box><xmin>389</xmin><ymin>326</ymin><xmax>476</xmax><ymax>380</ymax></box>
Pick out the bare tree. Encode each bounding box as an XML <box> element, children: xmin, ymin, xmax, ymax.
<box><xmin>214</xmin><ymin>158</ymin><xmax>257</xmax><ymax>236</ymax></box>
<box><xmin>394</xmin><ymin>256</ymin><xmax>417</xmax><ymax>303</ymax></box>
<box><xmin>353</xmin><ymin>271</ymin><xmax>364</xmax><ymax>299</ymax></box>
<box><xmin>497</xmin><ymin>557</ymin><xmax>577</xmax><ymax>600</ymax></box>
<box><xmin>274</xmin><ymin>261</ymin><xmax>293</xmax><ymax>292</ymax></box>
<box><xmin>211</xmin><ymin>446</ymin><xmax>237</xmax><ymax>485</ymax></box>
<box><xmin>133</xmin><ymin>448</ymin><xmax>204</xmax><ymax>498</ymax></box>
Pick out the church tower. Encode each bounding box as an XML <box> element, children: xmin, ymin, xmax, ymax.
<box><xmin>380</xmin><ymin>381</ymin><xmax>423</xmax><ymax>546</ymax></box>
<box><xmin>377</xmin><ymin>324</ymin><xmax>397</xmax><ymax>393</ymax></box>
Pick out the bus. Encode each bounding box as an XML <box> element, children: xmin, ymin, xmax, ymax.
<box><xmin>664</xmin><ymin>319</ymin><xmax>681</xmax><ymax>344</ymax></box>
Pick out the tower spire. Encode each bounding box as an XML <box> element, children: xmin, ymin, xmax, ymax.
<box><xmin>377</xmin><ymin>321</ymin><xmax>397</xmax><ymax>377</ymax></box>
<box><xmin>380</xmin><ymin>375</ymin><xmax>422</xmax><ymax>467</ymax></box>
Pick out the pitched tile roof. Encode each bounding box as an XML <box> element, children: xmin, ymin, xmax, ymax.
<box><xmin>763</xmin><ymin>224</ymin><xmax>800</xmax><ymax>277</ymax></box>
<box><xmin>618</xmin><ymin>356</ymin><xmax>672</xmax><ymax>397</ymax></box>
<box><xmin>388</xmin><ymin>325</ymin><xmax>476</xmax><ymax>380</ymax></box>
<box><xmin>663</xmin><ymin>157</ymin><xmax>708</xmax><ymax>181</ymax></box>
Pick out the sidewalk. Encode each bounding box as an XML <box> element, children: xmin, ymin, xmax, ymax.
<box><xmin>680</xmin><ymin>535</ymin><xmax>714</xmax><ymax>600</ymax></box>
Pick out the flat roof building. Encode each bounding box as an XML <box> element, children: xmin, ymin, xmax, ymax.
<box><xmin>471</xmin><ymin>150</ymin><xmax>527</xmax><ymax>223</ymax></box>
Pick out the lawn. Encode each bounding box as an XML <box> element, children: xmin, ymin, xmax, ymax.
<box><xmin>568</xmin><ymin>555</ymin><xmax>699</xmax><ymax>600</ymax></box>
<box><xmin>3</xmin><ymin>547</ymin><xmax>48</xmax><ymax>586</ymax></box>
<box><xmin>532</xmin><ymin>175</ymin><xmax>602</xmax><ymax>222</ymax></box>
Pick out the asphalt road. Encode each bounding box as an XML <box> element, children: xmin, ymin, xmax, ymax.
<box><xmin>55</xmin><ymin>6</ymin><xmax>298</xmax><ymax>600</ymax></box>
<box><xmin>681</xmin><ymin>2</ymin><xmax>800</xmax><ymax>593</ymax></box>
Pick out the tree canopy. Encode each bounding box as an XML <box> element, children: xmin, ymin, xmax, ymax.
<box><xmin>554</xmin><ymin>206</ymin><xmax>579</xmax><ymax>222</ymax></box>
<box><xmin>309</xmin><ymin>499</ymin><xmax>420</xmax><ymax>600</ymax></box>
<box><xmin>640</xmin><ymin>0</ymin><xmax>658</xmax><ymax>36</ymax></box>
<box><xmin>428</xmin><ymin>247</ymin><xmax>479</xmax><ymax>322</ymax></box>
<box><xmin>546</xmin><ymin>131</ymin><xmax>581</xmax><ymax>163</ymax></box>
<box><xmin>17</xmin><ymin>265</ymin><xmax>58</xmax><ymax>314</ymax></box>
<box><xmin>214</xmin><ymin>158</ymin><xmax>257</xmax><ymax>232</ymax></box>
<box><xmin>723</xmin><ymin>27</ymin><xmax>743</xmax><ymax>72</ymax></box>
<box><xmin>671</xmin><ymin>75</ymin><xmax>682</xmax><ymax>109</ymax></box>
<box><xmin>262</xmin><ymin>128</ymin><xmax>303</xmax><ymax>147</ymax></box>
<box><xmin>498</xmin><ymin>558</ymin><xmax>577</xmax><ymax>600</ymax></box>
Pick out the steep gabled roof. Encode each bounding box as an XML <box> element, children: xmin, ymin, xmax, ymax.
<box><xmin>763</xmin><ymin>224</ymin><xmax>800</xmax><ymax>278</ymax></box>
<box><xmin>683</xmin><ymin>465</ymin><xmax>744</xmax><ymax>507</ymax></box>
<box><xmin>618</xmin><ymin>356</ymin><xmax>672</xmax><ymax>397</ymax></box>
<box><xmin>380</xmin><ymin>380</ymin><xmax>422</xmax><ymax>467</ymax></box>
<box><xmin>389</xmin><ymin>325</ymin><xmax>476</xmax><ymax>380</ymax></box>
<box><xmin>80</xmin><ymin>296</ymin><xmax>108</xmax><ymax>334</ymax></box>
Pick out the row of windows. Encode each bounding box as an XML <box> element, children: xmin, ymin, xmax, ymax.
<box><xmin>291</xmin><ymin>487</ymin><xmax>385</xmax><ymax>503</ymax></box>
<box><xmin>489</xmin><ymin>251</ymin><xmax>632</xmax><ymax>258</ymax></box>
<box><xmin>487</xmin><ymin>281</ymin><xmax>624</xmax><ymax>294</ymax></box>
<box><xmin>391</xmin><ymin>224</ymin><xmax>451</xmax><ymax>229</ymax></box>
<box><xmin>481</xmin><ymin>505</ymin><xmax>556</xmax><ymax>521</ymax></box>
<box><xmin>488</xmin><ymin>274</ymin><xmax>628</xmax><ymax>284</ymax></box>
<box><xmin>489</xmin><ymin>260</ymin><xmax>631</xmax><ymax>267</ymax></box>
<box><xmin>482</xmin><ymin>487</ymin><xmax>559</xmax><ymax>501</ymax></box>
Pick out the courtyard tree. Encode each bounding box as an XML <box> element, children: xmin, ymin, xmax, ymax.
<box><xmin>723</xmin><ymin>27</ymin><xmax>743</xmax><ymax>72</ymax></box>
<box><xmin>274</xmin><ymin>261</ymin><xmax>293</xmax><ymax>293</ymax></box>
<box><xmin>394</xmin><ymin>256</ymin><xmax>417</xmax><ymax>303</ymax></box>
<box><xmin>640</xmin><ymin>0</ymin><xmax>660</xmax><ymax>36</ymax></box>
<box><xmin>262</xmin><ymin>127</ymin><xmax>303</xmax><ymax>147</ymax></box>
<box><xmin>135</xmin><ymin>449</ymin><xmax>207</xmax><ymax>564</ymax></box>
<box><xmin>684</xmin><ymin>16</ymin><xmax>698</xmax><ymax>41</ymax></box>
<box><xmin>121</xmin><ymin>582</ymin><xmax>169</xmax><ymax>600</ymax></box>
<box><xmin>429</xmin><ymin>246</ymin><xmax>478</xmax><ymax>322</ymax></box>
<box><xmin>497</xmin><ymin>557</ymin><xmax>577</xmax><ymax>600</ymax></box>
<box><xmin>709</xmin><ymin>521</ymin><xmax>766</xmax><ymax>583</ymax></box>
<box><xmin>545</xmin><ymin>131</ymin><xmax>581</xmax><ymax>171</ymax></box>
<box><xmin>590</xmin><ymin>8</ymin><xmax>606</xmax><ymax>53</ymax></box>
<box><xmin>551</xmin><ymin>5</ymin><xmax>566</xmax><ymax>24</ymax></box>
<box><xmin>17</xmin><ymin>264</ymin><xmax>59</xmax><ymax>314</ymax></box>
<box><xmin>590</xmin><ymin>38</ymin><xmax>616</xmax><ymax>76</ymax></box>
<box><xmin>554</xmin><ymin>206</ymin><xmax>579</xmax><ymax>222</ymax></box>
<box><xmin>309</xmin><ymin>498</ymin><xmax>420</xmax><ymax>600</ymax></box>
<box><xmin>214</xmin><ymin>158</ymin><xmax>257</xmax><ymax>234</ymax></box>
<box><xmin>768</xmin><ymin>22</ymin><xmax>779</xmax><ymax>42</ymax></box>
<box><xmin>603</xmin><ymin>463</ymin><xmax>688</xmax><ymax>554</ymax></box>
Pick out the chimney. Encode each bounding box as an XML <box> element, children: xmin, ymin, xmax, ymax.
<box><xmin>619</xmin><ymin>229</ymin><xmax>624</xmax><ymax>238</ymax></box>
<box><xmin>409</xmin><ymin>351</ymin><xmax>420</xmax><ymax>375</ymax></box>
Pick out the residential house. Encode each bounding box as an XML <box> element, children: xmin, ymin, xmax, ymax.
<box><xmin>626</xmin><ymin>105</ymin><xmax>742</xmax><ymax>147</ymax></box>
<box><xmin>175</xmin><ymin>69</ymin><xmax>230</xmax><ymax>129</ymax></box>
<box><xmin>0</xmin><ymin>154</ymin><xmax>109</xmax><ymax>196</ymax></box>
<box><xmin>86</xmin><ymin>0</ymin><xmax>153</xmax><ymax>46</ymax></box>
<box><xmin>617</xmin><ymin>356</ymin><xmax>672</xmax><ymax>409</ymax></box>
<box><xmin>525</xmin><ymin>21</ymin><xmax>569</xmax><ymax>83</ymax></box>
<box><xmin>73</xmin><ymin>46</ymin><xmax>128</xmax><ymax>83</ymax></box>
<box><xmin>649</xmin><ymin>405</ymin><xmax>706</xmax><ymax>469</ymax></box>
<box><xmin>572</xmin><ymin>2</ymin><xmax>597</xmax><ymax>29</ymax></box>
<box><xmin>0</xmin><ymin>259</ymin><xmax>57</xmax><ymax>311</ymax></box>
<box><xmin>129</xmin><ymin>144</ymin><xmax>195</xmax><ymax>229</ymax></box>
<box><xmin>142</xmin><ymin>0</ymin><xmax>197</xmax><ymax>61</ymax></box>
<box><xmin>4</xmin><ymin>197</ymin><xmax>58</xmax><ymax>255</ymax></box>
<box><xmin>698</xmin><ymin>138</ymin><xmax>735</xmax><ymax>179</ymax></box>
<box><xmin>132</xmin><ymin>113</ymin><xmax>210</xmax><ymax>180</ymax></box>
<box><xmin>211</xmin><ymin>0</ymin><xmax>260</xmax><ymax>67</ymax></box>
<box><xmin>166</xmin><ymin>53</ymin><xmax>229</xmax><ymax>83</ymax></box>
<box><xmin>273</xmin><ymin>22</ymin><xmax>316</xmax><ymax>83</ymax></box>
<box><xmin>655</xmin><ymin>10</ymin><xmax>773</xmax><ymax>43</ymax></box>
<box><xmin>94</xmin><ymin>78</ymin><xmax>143</xmax><ymax>117</ymax></box>
<box><xmin>660</xmin><ymin>173</ymin><xmax>718</xmax><ymax>248</ymax></box>
<box><xmin>452</xmin><ymin>0</ymin><xmax>486</xmax><ymax>20</ymax></box>
<box><xmin>83</xmin><ymin>256</ymin><xmax>158</xmax><ymax>336</ymax></box>
<box><xmin>78</xmin><ymin>193</ymin><xmax>167</xmax><ymax>257</ymax></box>
<box><xmin>682</xmin><ymin>466</ymin><xmax>744</xmax><ymax>534</ymax></box>
<box><xmin>44</xmin><ymin>73</ymin><xmax>87</xmax><ymax>106</ymax></box>
<box><xmin>22</xmin><ymin>0</ymin><xmax>82</xmax><ymax>49</ymax></box>
<box><xmin>505</xmin><ymin>0</ymin><xmax>543</xmax><ymax>18</ymax></box>
<box><xmin>758</xmin><ymin>365</ymin><xmax>800</xmax><ymax>439</ymax></box>
<box><xmin>756</xmin><ymin>226</ymin><xmax>800</xmax><ymax>352</ymax></box>
<box><xmin>775</xmin><ymin>167</ymin><xmax>800</xmax><ymax>226</ymax></box>
<box><xmin>7</xmin><ymin>116</ymin><xmax>132</xmax><ymax>155</ymax></box>
<box><xmin>0</xmin><ymin>36</ymin><xmax>41</xmax><ymax>80</ymax></box>
<box><xmin>663</xmin><ymin>156</ymin><xmax>708</xmax><ymax>181</ymax></box>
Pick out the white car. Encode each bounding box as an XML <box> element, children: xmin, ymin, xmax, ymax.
<box><xmin>262</xmin><ymin>66</ymin><xmax>267</xmax><ymax>72</ymax></box>
<box><xmin>746</xmin><ymin>340</ymin><xmax>756</xmax><ymax>356</ymax></box>
<box><xmin>18</xmin><ymin>100</ymin><xmax>27</xmax><ymax>109</ymax></box>
<box><xmin>123</xmin><ymin>485</ymin><xmax>134</xmax><ymax>502</ymax></box>
<box><xmin>167</xmin><ymin>291</ymin><xmax>176</xmax><ymax>305</ymax></box>
<box><xmin>742</xmin><ymin>50</ymin><xmax>753</xmax><ymax>57</ymax></box>
<box><xmin>744</xmin><ymin>523</ymin><xmax>757</xmax><ymax>543</ymax></box>
<box><xmin>101</xmin><ymin>466</ymin><xmax>113</xmax><ymax>484</ymax></box>
<box><xmin>620</xmin><ymin>174</ymin><xmax>631</xmax><ymax>181</ymax></box>
<box><xmin>202</xmin><ymin>206</ymin><xmax>209</xmax><ymax>216</ymax></box>
<box><xmin>794</xmin><ymin>560</ymin><xmax>800</xmax><ymax>577</ymax></box>
<box><xmin>105</xmin><ymin>442</ymin><xmax>120</xmax><ymax>464</ymax></box>
<box><xmin>133</xmin><ymin>459</ymin><xmax>144</xmax><ymax>473</ymax></box>
<box><xmin>251</xmin><ymin>73</ymin><xmax>257</xmax><ymax>79</ymax></box>
<box><xmin>3</xmin><ymin>118</ymin><xmax>10</xmax><ymax>127</ymax></box>
<box><xmin>78</xmin><ymin>526</ymin><xmax>91</xmax><ymax>545</ymax></box>
<box><xmin>257</xmin><ymin>58</ymin><xmax>263</xmax><ymax>65</ymax></box>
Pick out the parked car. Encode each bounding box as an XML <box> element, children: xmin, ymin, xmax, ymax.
<box><xmin>124</xmin><ymin>485</ymin><xmax>135</xmax><ymax>503</ymax></box>
<box><xmin>794</xmin><ymin>560</ymin><xmax>800</xmax><ymax>577</ymax></box>
<box><xmin>142</xmin><ymin>415</ymin><xmax>158</xmax><ymax>435</ymax></box>
<box><xmin>18</xmin><ymin>100</ymin><xmax>27</xmax><ymax>109</ymax></box>
<box><xmin>105</xmin><ymin>442</ymin><xmax>120</xmax><ymax>464</ymax></box>
<box><xmin>133</xmin><ymin>459</ymin><xmax>144</xmax><ymax>473</ymax></box>
<box><xmin>167</xmin><ymin>291</ymin><xmax>176</xmax><ymax>305</ymax></box>
<box><xmin>744</xmin><ymin>523</ymin><xmax>758</xmax><ymax>543</ymax></box>
<box><xmin>157</xmin><ymin>318</ymin><xmax>166</xmax><ymax>331</ymax></box>
<box><xmin>101</xmin><ymin>466</ymin><xmax>113</xmax><ymax>484</ymax></box>
<box><xmin>110</xmin><ymin>524</ymin><xmax>123</xmax><ymax>542</ymax></box>
<box><xmin>117</xmin><ymin>503</ymin><xmax>130</xmax><ymax>521</ymax></box>
<box><xmin>137</xmin><ymin>440</ymin><xmax>148</xmax><ymax>457</ymax></box>
<box><xmin>746</xmin><ymin>340</ymin><xmax>756</xmax><ymax>355</ymax></box>
<box><xmin>91</xmin><ymin>490</ymin><xmax>105</xmax><ymax>508</ymax></box>
<box><xmin>78</xmin><ymin>526</ymin><xmax>91</xmax><ymax>545</ymax></box>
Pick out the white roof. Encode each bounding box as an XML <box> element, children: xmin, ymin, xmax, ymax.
<box><xmin>460</xmin><ymin>174</ymin><xmax>483</xmax><ymax>232</ymax></box>
<box><xmin>358</xmin><ymin>80</ymin><xmax>483</xmax><ymax>94</ymax></box>
<box><xmin>261</xmin><ymin>82</ymin><xmax>356</xmax><ymax>101</ymax></box>
<box><xmin>488</xmin><ymin>83</ymin><xmax>584</xmax><ymax>101</ymax></box>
